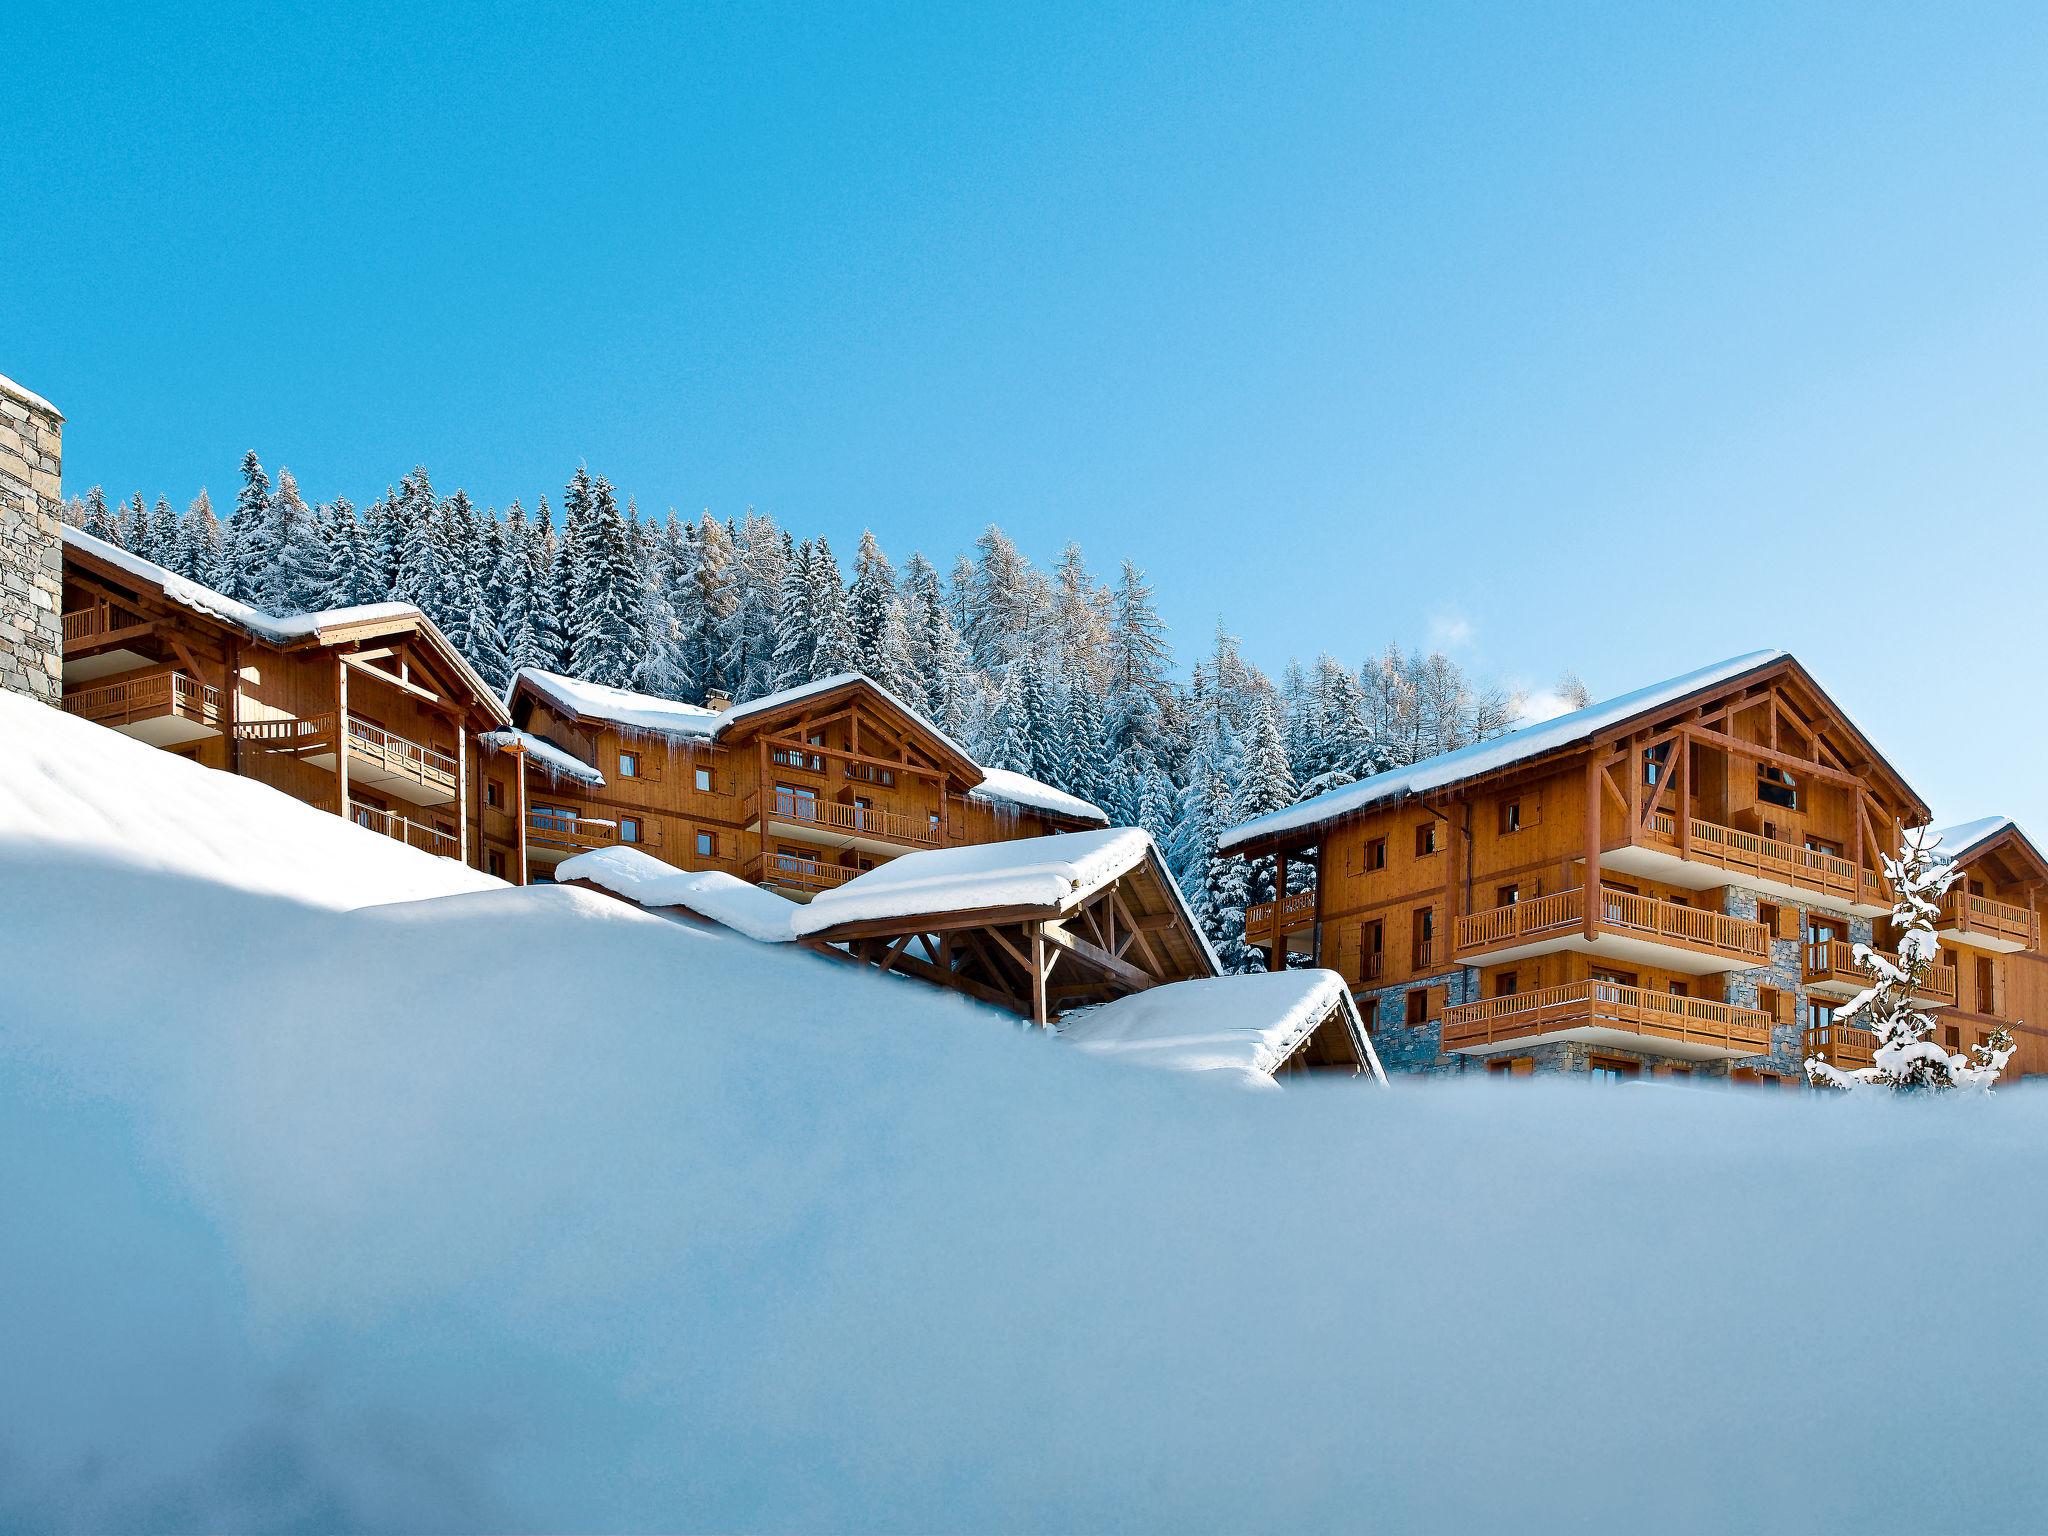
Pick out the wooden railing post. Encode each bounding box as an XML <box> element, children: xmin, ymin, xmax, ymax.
<box><xmin>1583</xmin><ymin>758</ymin><xmax>1601</xmax><ymax>942</ymax></box>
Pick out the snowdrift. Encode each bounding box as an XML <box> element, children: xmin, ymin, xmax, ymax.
<box><xmin>5</xmin><ymin>693</ymin><xmax>2048</xmax><ymax>1533</ymax></box>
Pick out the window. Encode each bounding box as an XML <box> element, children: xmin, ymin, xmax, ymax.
<box><xmin>620</xmin><ymin>817</ymin><xmax>641</xmax><ymax>844</ymax></box>
<box><xmin>1667</xmin><ymin>980</ymin><xmax>1689</xmax><ymax>997</ymax></box>
<box><xmin>1414</xmin><ymin>822</ymin><xmax>1438</xmax><ymax>857</ymax></box>
<box><xmin>1944</xmin><ymin>1024</ymin><xmax>1962</xmax><ymax>1050</ymax></box>
<box><xmin>1412</xmin><ymin>908</ymin><xmax>1435</xmax><ymax>968</ymax></box>
<box><xmin>697</xmin><ymin>830</ymin><xmax>716</xmax><ymax>858</ymax></box>
<box><xmin>1357</xmin><ymin>998</ymin><xmax>1378</xmax><ymax>1034</ymax></box>
<box><xmin>1643</xmin><ymin>741</ymin><xmax>1672</xmax><ymax>787</ymax></box>
<box><xmin>775</xmin><ymin>783</ymin><xmax>819</xmax><ymax>820</ymax></box>
<box><xmin>1360</xmin><ymin>920</ymin><xmax>1385</xmax><ymax>981</ymax></box>
<box><xmin>1496</xmin><ymin>883</ymin><xmax>1520</xmax><ymax>907</ymax></box>
<box><xmin>1500</xmin><ymin>800</ymin><xmax>1522</xmax><ymax>834</ymax></box>
<box><xmin>1806</xmin><ymin>999</ymin><xmax>1835</xmax><ymax>1032</ymax></box>
<box><xmin>1494</xmin><ymin>971</ymin><xmax>1518</xmax><ymax>998</ymax></box>
<box><xmin>619</xmin><ymin>751</ymin><xmax>639</xmax><ymax>779</ymax></box>
<box><xmin>1758</xmin><ymin>986</ymin><xmax>1784</xmax><ymax>1023</ymax></box>
<box><xmin>1365</xmin><ymin>838</ymin><xmax>1388</xmax><ymax>872</ymax></box>
<box><xmin>1757</xmin><ymin>763</ymin><xmax>1798</xmax><ymax>809</ymax></box>
<box><xmin>1758</xmin><ymin>901</ymin><xmax>1780</xmax><ymax>936</ymax></box>
<box><xmin>1405</xmin><ymin>989</ymin><xmax>1429</xmax><ymax>1027</ymax></box>
<box><xmin>695</xmin><ymin>767</ymin><xmax>713</xmax><ymax>793</ymax></box>
<box><xmin>487</xmin><ymin>850</ymin><xmax>505</xmax><ymax>878</ymax></box>
<box><xmin>1805</xmin><ymin>834</ymin><xmax>1842</xmax><ymax>857</ymax></box>
<box><xmin>1978</xmin><ymin>957</ymin><xmax>1997</xmax><ymax>1015</ymax></box>
<box><xmin>1487</xmin><ymin>1056</ymin><xmax>1534</xmax><ymax>1075</ymax></box>
<box><xmin>485</xmin><ymin>778</ymin><xmax>504</xmax><ymax>809</ymax></box>
<box><xmin>1589</xmin><ymin>1055</ymin><xmax>1641</xmax><ymax>1083</ymax></box>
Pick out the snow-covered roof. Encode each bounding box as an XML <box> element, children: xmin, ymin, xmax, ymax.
<box><xmin>554</xmin><ymin>847</ymin><xmax>798</xmax><ymax>943</ymax></box>
<box><xmin>714</xmin><ymin>672</ymin><xmax>980</xmax><ymax>765</ymax></box>
<box><xmin>478</xmin><ymin>727</ymin><xmax>606</xmax><ymax>787</ymax></box>
<box><xmin>966</xmin><ymin>766</ymin><xmax>1108</xmax><ymax>826</ymax></box>
<box><xmin>1220</xmin><ymin>649</ymin><xmax>1789</xmax><ymax>852</ymax></box>
<box><xmin>1931</xmin><ymin>818</ymin><xmax>2017</xmax><ymax>865</ymax></box>
<box><xmin>0</xmin><ymin>370</ymin><xmax>60</xmax><ymax>419</ymax></box>
<box><xmin>512</xmin><ymin>667</ymin><xmax>723</xmax><ymax>739</ymax></box>
<box><xmin>63</xmin><ymin>527</ymin><xmax>508</xmax><ymax>722</ymax></box>
<box><xmin>1059</xmin><ymin>969</ymin><xmax>1385</xmax><ymax>1085</ymax></box>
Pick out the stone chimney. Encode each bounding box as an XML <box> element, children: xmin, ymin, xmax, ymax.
<box><xmin>0</xmin><ymin>372</ymin><xmax>63</xmax><ymax>706</ymax></box>
<box><xmin>706</xmin><ymin>687</ymin><xmax>735</xmax><ymax>712</ymax></box>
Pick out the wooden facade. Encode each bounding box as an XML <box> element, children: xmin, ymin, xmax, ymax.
<box><xmin>1923</xmin><ymin>822</ymin><xmax>2048</xmax><ymax>1079</ymax></box>
<box><xmin>1230</xmin><ymin>653</ymin><xmax>2047</xmax><ymax>1082</ymax></box>
<box><xmin>59</xmin><ymin>533</ymin><xmax>519</xmax><ymax>879</ymax></box>
<box><xmin>499</xmin><ymin>670</ymin><xmax>1106</xmax><ymax>898</ymax></box>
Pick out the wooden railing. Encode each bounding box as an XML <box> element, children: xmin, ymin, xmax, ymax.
<box><xmin>1245</xmin><ymin>891</ymin><xmax>1316</xmax><ymax>943</ymax></box>
<box><xmin>236</xmin><ymin>712</ymin><xmax>337</xmax><ymax>752</ymax></box>
<box><xmin>346</xmin><ymin>717</ymin><xmax>459</xmax><ymax>793</ymax></box>
<box><xmin>527</xmin><ymin>809</ymin><xmax>617</xmax><ymax>852</ymax></box>
<box><xmin>62</xmin><ymin>607</ymin><xmax>109</xmax><ymax>643</ymax></box>
<box><xmin>759</xmin><ymin>854</ymin><xmax>861</xmax><ymax>893</ymax></box>
<box><xmin>1938</xmin><ymin>890</ymin><xmax>2038</xmax><ymax>949</ymax></box>
<box><xmin>350</xmin><ymin>799</ymin><xmax>459</xmax><ymax>859</ymax></box>
<box><xmin>1453</xmin><ymin>885</ymin><xmax>1769</xmax><ymax>963</ymax></box>
<box><xmin>1442</xmin><ymin>979</ymin><xmax>1772</xmax><ymax>1054</ymax></box>
<box><xmin>1639</xmin><ymin>812</ymin><xmax>1878</xmax><ymax>907</ymax></box>
<box><xmin>1803</xmin><ymin>1019</ymin><xmax>1876</xmax><ymax>1071</ymax></box>
<box><xmin>766</xmin><ymin>788</ymin><xmax>942</xmax><ymax>847</ymax></box>
<box><xmin>1802</xmin><ymin>938</ymin><xmax>1958</xmax><ymax>1005</ymax></box>
<box><xmin>63</xmin><ymin>669</ymin><xmax>222</xmax><ymax>730</ymax></box>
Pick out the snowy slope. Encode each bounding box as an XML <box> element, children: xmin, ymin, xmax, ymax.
<box><xmin>8</xmin><ymin>692</ymin><xmax>2048</xmax><ymax>1532</ymax></box>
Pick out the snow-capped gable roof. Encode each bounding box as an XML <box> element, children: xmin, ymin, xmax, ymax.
<box><xmin>478</xmin><ymin>727</ymin><xmax>606</xmax><ymax>787</ymax></box>
<box><xmin>63</xmin><ymin>527</ymin><xmax>509</xmax><ymax>724</ymax></box>
<box><xmin>1221</xmin><ymin>649</ymin><xmax>1793</xmax><ymax>853</ymax></box>
<box><xmin>1931</xmin><ymin>817</ymin><xmax>2048</xmax><ymax>883</ymax></box>
<box><xmin>966</xmin><ymin>766</ymin><xmax>1109</xmax><ymax>826</ymax></box>
<box><xmin>554</xmin><ymin>847</ymin><xmax>798</xmax><ymax>943</ymax></box>
<box><xmin>510</xmin><ymin>668</ymin><xmax>722</xmax><ymax>739</ymax></box>
<box><xmin>1059</xmin><ymin>969</ymin><xmax>1385</xmax><ymax>1084</ymax></box>
<box><xmin>787</xmin><ymin>827</ymin><xmax>1220</xmax><ymax>970</ymax></box>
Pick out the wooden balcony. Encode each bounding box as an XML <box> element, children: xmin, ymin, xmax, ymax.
<box><xmin>758</xmin><ymin>853</ymin><xmax>861</xmax><ymax>897</ymax></box>
<box><xmin>755</xmin><ymin>788</ymin><xmax>943</xmax><ymax>852</ymax></box>
<box><xmin>1453</xmin><ymin>885</ymin><xmax>1770</xmax><ymax>974</ymax></box>
<box><xmin>1245</xmin><ymin>891</ymin><xmax>1316</xmax><ymax>947</ymax></box>
<box><xmin>1606</xmin><ymin>812</ymin><xmax>1890</xmax><ymax>915</ymax></box>
<box><xmin>1936</xmin><ymin>890</ymin><xmax>2038</xmax><ymax>953</ymax></box>
<box><xmin>63</xmin><ymin>668</ymin><xmax>223</xmax><ymax>746</ymax></box>
<box><xmin>527</xmin><ymin>808</ymin><xmax>618</xmax><ymax>854</ymax></box>
<box><xmin>1803</xmin><ymin>1018</ymin><xmax>1876</xmax><ymax>1072</ymax></box>
<box><xmin>237</xmin><ymin>711</ymin><xmax>459</xmax><ymax>806</ymax></box>
<box><xmin>349</xmin><ymin>799</ymin><xmax>459</xmax><ymax>860</ymax></box>
<box><xmin>1443</xmin><ymin>980</ymin><xmax>1773</xmax><ymax>1060</ymax></box>
<box><xmin>1803</xmin><ymin>938</ymin><xmax>1957</xmax><ymax>1005</ymax></box>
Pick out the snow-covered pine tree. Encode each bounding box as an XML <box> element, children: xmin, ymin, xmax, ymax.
<box><xmin>323</xmin><ymin>499</ymin><xmax>377</xmax><ymax>607</ymax></box>
<box><xmin>118</xmin><ymin>494</ymin><xmax>151</xmax><ymax>559</ymax></box>
<box><xmin>265</xmin><ymin>467</ymin><xmax>321</xmax><ymax>612</ymax></box>
<box><xmin>1807</xmin><ymin>827</ymin><xmax>2016</xmax><ymax>1091</ymax></box>
<box><xmin>809</xmin><ymin>537</ymin><xmax>857</xmax><ymax>679</ymax></box>
<box><xmin>719</xmin><ymin>514</ymin><xmax>788</xmax><ymax>702</ymax></box>
<box><xmin>1106</xmin><ymin>559</ymin><xmax>1171</xmax><ymax>766</ymax></box>
<box><xmin>847</xmin><ymin>530</ymin><xmax>916</xmax><ymax>698</ymax></box>
<box><xmin>222</xmin><ymin>451</ymin><xmax>273</xmax><ymax>603</ymax></box>
<box><xmin>524</xmin><ymin>496</ymin><xmax>569</xmax><ymax>670</ymax></box>
<box><xmin>146</xmin><ymin>497</ymin><xmax>180</xmax><ymax>568</ymax></box>
<box><xmin>387</xmin><ymin>467</ymin><xmax>441</xmax><ymax>615</ymax></box>
<box><xmin>569</xmin><ymin>486</ymin><xmax>646</xmax><ymax>688</ymax></box>
<box><xmin>967</xmin><ymin>525</ymin><xmax>1031</xmax><ymax>676</ymax></box>
<box><xmin>1055</xmin><ymin>670</ymin><xmax>1111</xmax><ymax>809</ymax></box>
<box><xmin>901</xmin><ymin>552</ymin><xmax>972</xmax><ymax>735</ymax></box>
<box><xmin>1050</xmin><ymin>542</ymin><xmax>1113</xmax><ymax>693</ymax></box>
<box><xmin>770</xmin><ymin>540</ymin><xmax>820</xmax><ymax>692</ymax></box>
<box><xmin>684</xmin><ymin>513</ymin><xmax>738</xmax><ymax>700</ymax></box>
<box><xmin>79</xmin><ymin>486</ymin><xmax>119</xmax><ymax>544</ymax></box>
<box><xmin>177</xmin><ymin>490</ymin><xmax>223</xmax><ymax>584</ymax></box>
<box><xmin>1234</xmin><ymin>695</ymin><xmax>1298</xmax><ymax>923</ymax></box>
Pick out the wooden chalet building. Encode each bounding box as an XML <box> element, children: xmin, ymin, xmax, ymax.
<box><xmin>59</xmin><ymin>527</ymin><xmax>520</xmax><ymax>877</ymax></box>
<box><xmin>1223</xmin><ymin>649</ymin><xmax>2047</xmax><ymax>1083</ymax></box>
<box><xmin>495</xmin><ymin>666</ymin><xmax>1109</xmax><ymax>896</ymax></box>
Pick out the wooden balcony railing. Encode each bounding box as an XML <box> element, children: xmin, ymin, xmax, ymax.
<box><xmin>1443</xmin><ymin>980</ymin><xmax>1773</xmax><ymax>1055</ymax></box>
<box><xmin>1454</xmin><ymin>885</ymin><xmax>1770</xmax><ymax>964</ymax></box>
<box><xmin>765</xmin><ymin>788</ymin><xmax>942</xmax><ymax>848</ymax></box>
<box><xmin>1803</xmin><ymin>1019</ymin><xmax>1876</xmax><ymax>1072</ymax></box>
<box><xmin>63</xmin><ymin>669</ymin><xmax>222</xmax><ymax>731</ymax></box>
<box><xmin>1938</xmin><ymin>890</ymin><xmax>2038</xmax><ymax>949</ymax></box>
<box><xmin>346</xmin><ymin>716</ymin><xmax>459</xmax><ymax>794</ymax></box>
<box><xmin>350</xmin><ymin>799</ymin><xmax>459</xmax><ymax>859</ymax></box>
<box><xmin>61</xmin><ymin>600</ymin><xmax>147</xmax><ymax>646</ymax></box>
<box><xmin>1803</xmin><ymin>938</ymin><xmax>1958</xmax><ymax>1006</ymax></box>
<box><xmin>236</xmin><ymin>712</ymin><xmax>337</xmax><ymax>752</ymax></box>
<box><xmin>759</xmin><ymin>854</ymin><xmax>861</xmax><ymax>893</ymax></box>
<box><xmin>1245</xmin><ymin>891</ymin><xmax>1316</xmax><ymax>945</ymax></box>
<box><xmin>527</xmin><ymin>809</ymin><xmax>617</xmax><ymax>852</ymax></box>
<box><xmin>1639</xmin><ymin>812</ymin><xmax>1881</xmax><ymax>908</ymax></box>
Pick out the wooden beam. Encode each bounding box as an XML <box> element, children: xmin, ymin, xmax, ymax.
<box><xmin>1583</xmin><ymin>755</ymin><xmax>1601</xmax><ymax>940</ymax></box>
<box><xmin>1031</xmin><ymin>926</ymin><xmax>1050</xmax><ymax>1028</ymax></box>
<box><xmin>1042</xmin><ymin>920</ymin><xmax>1156</xmax><ymax>993</ymax></box>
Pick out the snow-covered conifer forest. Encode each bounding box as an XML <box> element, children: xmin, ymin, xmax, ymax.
<box><xmin>66</xmin><ymin>456</ymin><xmax>1588</xmax><ymax>954</ymax></box>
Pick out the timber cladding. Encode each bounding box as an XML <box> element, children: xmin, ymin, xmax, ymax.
<box><xmin>1240</xmin><ymin>654</ymin><xmax>2047</xmax><ymax>1082</ymax></box>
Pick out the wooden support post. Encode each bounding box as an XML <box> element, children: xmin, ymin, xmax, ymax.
<box><xmin>1583</xmin><ymin>756</ymin><xmax>1601</xmax><ymax>941</ymax></box>
<box><xmin>457</xmin><ymin>721</ymin><xmax>470</xmax><ymax>866</ymax></box>
<box><xmin>516</xmin><ymin>746</ymin><xmax>530</xmax><ymax>886</ymax></box>
<box><xmin>1031</xmin><ymin>924</ymin><xmax>1049</xmax><ymax>1028</ymax></box>
<box><xmin>1676</xmin><ymin>734</ymin><xmax>1692</xmax><ymax>862</ymax></box>
<box><xmin>227</xmin><ymin>637</ymin><xmax>242</xmax><ymax>775</ymax></box>
<box><xmin>336</xmin><ymin>654</ymin><xmax>350</xmax><ymax>819</ymax></box>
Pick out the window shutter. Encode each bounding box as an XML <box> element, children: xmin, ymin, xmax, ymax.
<box><xmin>1776</xmin><ymin>990</ymin><xmax>1796</xmax><ymax>1024</ymax></box>
<box><xmin>1777</xmin><ymin>906</ymin><xmax>1799</xmax><ymax>940</ymax></box>
<box><xmin>1426</xmin><ymin>984</ymin><xmax>1448</xmax><ymax>1020</ymax></box>
<box><xmin>1528</xmin><ymin>793</ymin><xmax>1542</xmax><ymax>827</ymax></box>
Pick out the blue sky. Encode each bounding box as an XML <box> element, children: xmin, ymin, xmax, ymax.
<box><xmin>12</xmin><ymin>1</ymin><xmax>2048</xmax><ymax>829</ymax></box>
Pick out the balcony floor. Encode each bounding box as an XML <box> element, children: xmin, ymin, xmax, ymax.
<box><xmin>111</xmin><ymin>713</ymin><xmax>219</xmax><ymax>748</ymax></box>
<box><xmin>302</xmin><ymin>742</ymin><xmax>458</xmax><ymax>807</ymax></box>
<box><xmin>1462</xmin><ymin>929</ymin><xmax>1763</xmax><ymax>976</ymax></box>
<box><xmin>1602</xmin><ymin>842</ymin><xmax>1887</xmax><ymax>918</ymax></box>
<box><xmin>1453</xmin><ymin>1023</ymin><xmax>1758</xmax><ymax>1063</ymax></box>
<box><xmin>1935</xmin><ymin>924</ymin><xmax>2029</xmax><ymax>955</ymax></box>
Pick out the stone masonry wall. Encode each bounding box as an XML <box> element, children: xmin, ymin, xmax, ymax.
<box><xmin>0</xmin><ymin>374</ymin><xmax>64</xmax><ymax>705</ymax></box>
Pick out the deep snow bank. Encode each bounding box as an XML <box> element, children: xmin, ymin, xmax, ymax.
<box><xmin>4</xmin><ymin>693</ymin><xmax>2048</xmax><ymax>1534</ymax></box>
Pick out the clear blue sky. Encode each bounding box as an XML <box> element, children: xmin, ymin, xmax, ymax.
<box><xmin>12</xmin><ymin>1</ymin><xmax>2048</xmax><ymax>830</ymax></box>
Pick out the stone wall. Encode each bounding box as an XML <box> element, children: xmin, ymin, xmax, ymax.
<box><xmin>0</xmin><ymin>374</ymin><xmax>63</xmax><ymax>705</ymax></box>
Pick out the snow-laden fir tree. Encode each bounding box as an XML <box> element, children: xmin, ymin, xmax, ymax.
<box><xmin>80</xmin><ymin>486</ymin><xmax>118</xmax><ymax>543</ymax></box>
<box><xmin>118</xmin><ymin>494</ymin><xmax>151</xmax><ymax>559</ymax></box>
<box><xmin>809</xmin><ymin>537</ymin><xmax>858</xmax><ymax>679</ymax></box>
<box><xmin>901</xmin><ymin>551</ymin><xmax>973</xmax><ymax>736</ymax></box>
<box><xmin>1234</xmin><ymin>695</ymin><xmax>1299</xmax><ymax>929</ymax></box>
<box><xmin>1807</xmin><ymin>826</ymin><xmax>2016</xmax><ymax>1091</ymax></box>
<box><xmin>323</xmin><ymin>499</ymin><xmax>378</xmax><ymax>607</ymax></box>
<box><xmin>266</xmin><ymin>468</ymin><xmax>325</xmax><ymax>612</ymax></box>
<box><xmin>146</xmin><ymin>497</ymin><xmax>181</xmax><ymax>568</ymax></box>
<box><xmin>174</xmin><ymin>491</ymin><xmax>222</xmax><ymax>584</ymax></box>
<box><xmin>570</xmin><ymin>486</ymin><xmax>647</xmax><ymax>688</ymax></box>
<box><xmin>221</xmin><ymin>451</ymin><xmax>272</xmax><ymax>603</ymax></box>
